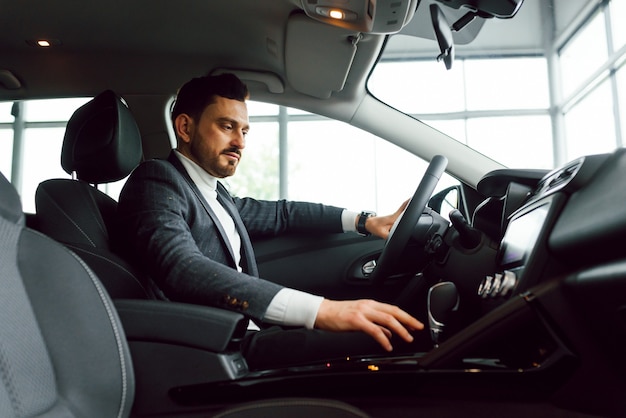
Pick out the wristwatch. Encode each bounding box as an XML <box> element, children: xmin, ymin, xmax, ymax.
<box><xmin>357</xmin><ymin>210</ymin><xmax>376</xmax><ymax>236</ymax></box>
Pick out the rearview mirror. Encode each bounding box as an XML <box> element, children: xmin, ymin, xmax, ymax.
<box><xmin>430</xmin><ymin>4</ymin><xmax>454</xmax><ymax>70</ymax></box>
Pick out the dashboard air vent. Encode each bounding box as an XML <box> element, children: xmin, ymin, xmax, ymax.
<box><xmin>533</xmin><ymin>157</ymin><xmax>584</xmax><ymax>198</ymax></box>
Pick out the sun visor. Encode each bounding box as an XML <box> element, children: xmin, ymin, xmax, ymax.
<box><xmin>286</xmin><ymin>13</ymin><xmax>360</xmax><ymax>99</ymax></box>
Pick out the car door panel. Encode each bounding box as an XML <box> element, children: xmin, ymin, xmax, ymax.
<box><xmin>253</xmin><ymin>233</ymin><xmax>407</xmax><ymax>301</ymax></box>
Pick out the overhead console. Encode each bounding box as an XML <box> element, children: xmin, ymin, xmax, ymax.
<box><xmin>299</xmin><ymin>0</ymin><xmax>419</xmax><ymax>34</ymax></box>
<box><xmin>298</xmin><ymin>0</ymin><xmax>525</xmax><ymax>34</ymax></box>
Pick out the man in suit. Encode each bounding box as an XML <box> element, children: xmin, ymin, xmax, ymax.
<box><xmin>116</xmin><ymin>73</ymin><xmax>424</xmax><ymax>369</ymax></box>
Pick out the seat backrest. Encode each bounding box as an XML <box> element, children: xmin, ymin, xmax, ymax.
<box><xmin>0</xmin><ymin>170</ymin><xmax>135</xmax><ymax>417</ymax></box>
<box><xmin>35</xmin><ymin>90</ymin><xmax>152</xmax><ymax>299</ymax></box>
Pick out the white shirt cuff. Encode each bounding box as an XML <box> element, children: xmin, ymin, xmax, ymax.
<box><xmin>342</xmin><ymin>209</ymin><xmax>359</xmax><ymax>233</ymax></box>
<box><xmin>264</xmin><ymin>288</ymin><xmax>324</xmax><ymax>329</ymax></box>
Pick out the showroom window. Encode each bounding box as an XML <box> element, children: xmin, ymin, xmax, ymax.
<box><xmin>563</xmin><ymin>79</ymin><xmax>617</xmax><ymax>161</ymax></box>
<box><xmin>0</xmin><ymin>97</ymin><xmax>124</xmax><ymax>213</ymax></box>
<box><xmin>559</xmin><ymin>0</ymin><xmax>625</xmax><ymax>160</ymax></box>
<box><xmin>0</xmin><ymin>102</ymin><xmax>12</xmax><ymax>178</ymax></box>
<box><xmin>2</xmin><ymin>97</ymin><xmax>448</xmax><ymax>215</ymax></box>
<box><xmin>609</xmin><ymin>0</ymin><xmax>625</xmax><ymax>54</ymax></box>
<box><xmin>225</xmin><ymin>103</ymin><xmax>453</xmax><ymax>215</ymax></box>
<box><xmin>559</xmin><ymin>12</ymin><xmax>608</xmax><ymax>99</ymax></box>
<box><xmin>369</xmin><ymin>0</ymin><xmax>626</xmax><ymax>170</ymax></box>
<box><xmin>369</xmin><ymin>52</ymin><xmax>554</xmax><ymax>169</ymax></box>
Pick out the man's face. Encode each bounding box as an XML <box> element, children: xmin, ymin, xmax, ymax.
<box><xmin>178</xmin><ymin>96</ymin><xmax>249</xmax><ymax>178</ymax></box>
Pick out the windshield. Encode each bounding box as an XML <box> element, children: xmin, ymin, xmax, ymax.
<box><xmin>368</xmin><ymin>0</ymin><xmax>626</xmax><ymax>170</ymax></box>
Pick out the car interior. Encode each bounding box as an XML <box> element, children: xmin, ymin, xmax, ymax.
<box><xmin>1</xmin><ymin>0</ymin><xmax>626</xmax><ymax>417</ymax></box>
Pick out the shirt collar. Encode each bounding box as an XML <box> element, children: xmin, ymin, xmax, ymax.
<box><xmin>173</xmin><ymin>149</ymin><xmax>218</xmax><ymax>192</ymax></box>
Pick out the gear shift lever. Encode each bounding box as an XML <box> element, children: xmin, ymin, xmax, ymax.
<box><xmin>427</xmin><ymin>281</ymin><xmax>459</xmax><ymax>347</ymax></box>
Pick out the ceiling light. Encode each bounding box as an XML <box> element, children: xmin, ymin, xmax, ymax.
<box><xmin>26</xmin><ymin>38</ymin><xmax>61</xmax><ymax>48</ymax></box>
<box><xmin>315</xmin><ymin>6</ymin><xmax>356</xmax><ymax>21</ymax></box>
<box><xmin>328</xmin><ymin>9</ymin><xmax>345</xmax><ymax>20</ymax></box>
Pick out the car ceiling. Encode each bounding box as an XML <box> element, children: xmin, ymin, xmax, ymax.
<box><xmin>0</xmin><ymin>0</ymin><xmax>383</xmax><ymax>112</ymax></box>
<box><xmin>0</xmin><ymin>0</ymin><xmax>582</xmax><ymax>103</ymax></box>
<box><xmin>0</xmin><ymin>0</ymin><xmax>535</xmax><ymax>107</ymax></box>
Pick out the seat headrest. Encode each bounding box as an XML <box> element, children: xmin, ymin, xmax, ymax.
<box><xmin>0</xmin><ymin>171</ymin><xmax>24</xmax><ymax>225</ymax></box>
<box><xmin>61</xmin><ymin>90</ymin><xmax>143</xmax><ymax>184</ymax></box>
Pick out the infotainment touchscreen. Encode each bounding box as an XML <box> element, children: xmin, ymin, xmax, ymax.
<box><xmin>499</xmin><ymin>203</ymin><xmax>550</xmax><ymax>267</ymax></box>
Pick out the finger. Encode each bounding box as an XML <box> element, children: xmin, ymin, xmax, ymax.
<box><xmin>378</xmin><ymin>314</ymin><xmax>415</xmax><ymax>344</ymax></box>
<box><xmin>367</xmin><ymin>305</ymin><xmax>424</xmax><ymax>343</ymax></box>
<box><xmin>373</xmin><ymin>303</ymin><xmax>424</xmax><ymax>331</ymax></box>
<box><xmin>380</xmin><ymin>326</ymin><xmax>392</xmax><ymax>339</ymax></box>
<box><xmin>356</xmin><ymin>305</ymin><xmax>409</xmax><ymax>343</ymax></box>
<box><xmin>396</xmin><ymin>199</ymin><xmax>410</xmax><ymax>214</ymax></box>
<box><xmin>361</xmin><ymin>321</ymin><xmax>394</xmax><ymax>351</ymax></box>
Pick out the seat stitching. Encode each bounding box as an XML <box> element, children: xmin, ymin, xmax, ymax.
<box><xmin>65</xmin><ymin>249</ymin><xmax>130</xmax><ymax>418</ymax></box>
<box><xmin>0</xmin><ymin>338</ymin><xmax>23</xmax><ymax>416</ymax></box>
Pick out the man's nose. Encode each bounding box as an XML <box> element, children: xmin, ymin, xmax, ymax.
<box><xmin>232</xmin><ymin>131</ymin><xmax>246</xmax><ymax>149</ymax></box>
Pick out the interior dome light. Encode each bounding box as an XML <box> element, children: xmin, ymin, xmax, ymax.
<box><xmin>329</xmin><ymin>9</ymin><xmax>345</xmax><ymax>20</ymax></box>
<box><xmin>315</xmin><ymin>6</ymin><xmax>356</xmax><ymax>21</ymax></box>
<box><xmin>26</xmin><ymin>38</ymin><xmax>61</xmax><ymax>48</ymax></box>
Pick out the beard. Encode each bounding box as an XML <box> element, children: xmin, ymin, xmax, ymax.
<box><xmin>189</xmin><ymin>137</ymin><xmax>240</xmax><ymax>179</ymax></box>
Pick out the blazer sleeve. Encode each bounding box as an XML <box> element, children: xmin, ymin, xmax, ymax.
<box><xmin>116</xmin><ymin>159</ymin><xmax>283</xmax><ymax>321</ymax></box>
<box><xmin>232</xmin><ymin>195</ymin><xmax>346</xmax><ymax>238</ymax></box>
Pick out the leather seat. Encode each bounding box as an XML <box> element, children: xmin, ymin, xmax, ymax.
<box><xmin>1</xmin><ymin>168</ymin><xmax>370</xmax><ymax>418</ymax></box>
<box><xmin>35</xmin><ymin>90</ymin><xmax>152</xmax><ymax>299</ymax></box>
<box><xmin>0</xmin><ymin>170</ymin><xmax>135</xmax><ymax>417</ymax></box>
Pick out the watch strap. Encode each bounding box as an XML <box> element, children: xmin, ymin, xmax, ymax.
<box><xmin>357</xmin><ymin>211</ymin><xmax>376</xmax><ymax>236</ymax></box>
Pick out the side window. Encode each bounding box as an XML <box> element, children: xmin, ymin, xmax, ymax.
<box><xmin>0</xmin><ymin>103</ymin><xmax>14</xmax><ymax>178</ymax></box>
<box><xmin>224</xmin><ymin>101</ymin><xmax>459</xmax><ymax>215</ymax></box>
<box><xmin>1</xmin><ymin>98</ymin><xmax>92</xmax><ymax>213</ymax></box>
<box><xmin>4</xmin><ymin>97</ymin><xmax>459</xmax><ymax>216</ymax></box>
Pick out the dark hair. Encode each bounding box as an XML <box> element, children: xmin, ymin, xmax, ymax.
<box><xmin>170</xmin><ymin>73</ymin><xmax>249</xmax><ymax>126</ymax></box>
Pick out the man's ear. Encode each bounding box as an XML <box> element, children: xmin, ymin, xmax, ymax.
<box><xmin>174</xmin><ymin>114</ymin><xmax>193</xmax><ymax>143</ymax></box>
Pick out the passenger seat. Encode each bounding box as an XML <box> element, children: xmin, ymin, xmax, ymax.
<box><xmin>35</xmin><ymin>90</ymin><xmax>152</xmax><ymax>299</ymax></box>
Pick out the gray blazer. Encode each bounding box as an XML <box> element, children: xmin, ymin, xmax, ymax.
<box><xmin>116</xmin><ymin>151</ymin><xmax>344</xmax><ymax>321</ymax></box>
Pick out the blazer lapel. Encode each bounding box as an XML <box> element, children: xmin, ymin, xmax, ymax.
<box><xmin>167</xmin><ymin>152</ymin><xmax>259</xmax><ymax>276</ymax></box>
<box><xmin>216</xmin><ymin>183</ymin><xmax>259</xmax><ymax>277</ymax></box>
<box><xmin>167</xmin><ymin>152</ymin><xmax>238</xmax><ymax>266</ymax></box>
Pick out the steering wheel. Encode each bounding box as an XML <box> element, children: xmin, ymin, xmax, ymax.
<box><xmin>369</xmin><ymin>155</ymin><xmax>448</xmax><ymax>286</ymax></box>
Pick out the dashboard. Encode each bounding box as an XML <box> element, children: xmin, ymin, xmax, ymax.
<box><xmin>473</xmin><ymin>151</ymin><xmax>616</xmax><ymax>306</ymax></box>
<box><xmin>420</xmin><ymin>149</ymin><xmax>626</xmax><ymax>375</ymax></box>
